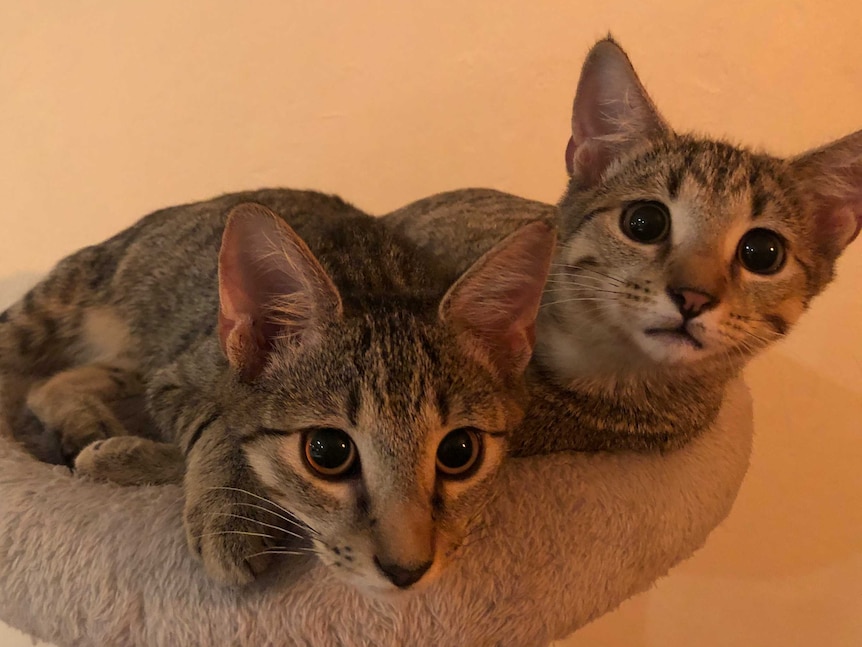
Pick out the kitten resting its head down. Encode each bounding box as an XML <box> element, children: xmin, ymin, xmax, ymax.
<box><xmin>540</xmin><ymin>37</ymin><xmax>861</xmax><ymax>387</ymax></box>
<box><xmin>215</xmin><ymin>205</ymin><xmax>554</xmax><ymax>592</ymax></box>
<box><xmin>1</xmin><ymin>188</ymin><xmax>553</xmax><ymax>592</ymax></box>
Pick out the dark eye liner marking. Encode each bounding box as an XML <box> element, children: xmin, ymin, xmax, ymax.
<box><xmin>580</xmin><ymin>207</ymin><xmax>615</xmax><ymax>226</ymax></box>
<box><xmin>184</xmin><ymin>412</ymin><xmax>222</xmax><ymax>456</ymax></box>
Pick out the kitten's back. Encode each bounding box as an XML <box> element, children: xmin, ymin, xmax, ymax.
<box><xmin>385</xmin><ymin>188</ymin><xmax>556</xmax><ymax>280</ymax></box>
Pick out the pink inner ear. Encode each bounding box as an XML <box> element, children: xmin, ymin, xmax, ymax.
<box><xmin>848</xmin><ymin>198</ymin><xmax>862</xmax><ymax>245</ymax></box>
<box><xmin>839</xmin><ymin>167</ymin><xmax>862</xmax><ymax>245</ymax></box>
<box><xmin>793</xmin><ymin>129</ymin><xmax>862</xmax><ymax>253</ymax></box>
<box><xmin>848</xmin><ymin>219</ymin><xmax>862</xmax><ymax>246</ymax></box>
<box><xmin>565</xmin><ymin>136</ymin><xmax>576</xmax><ymax>175</ymax></box>
<box><xmin>441</xmin><ymin>221</ymin><xmax>555</xmax><ymax>379</ymax></box>
<box><xmin>217</xmin><ymin>203</ymin><xmax>342</xmax><ymax>380</ymax></box>
<box><xmin>816</xmin><ymin>198</ymin><xmax>862</xmax><ymax>253</ymax></box>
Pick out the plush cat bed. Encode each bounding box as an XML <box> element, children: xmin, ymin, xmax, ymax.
<box><xmin>0</xmin><ymin>378</ymin><xmax>752</xmax><ymax>647</ymax></box>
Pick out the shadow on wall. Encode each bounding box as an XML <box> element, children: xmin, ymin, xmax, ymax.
<box><xmin>695</xmin><ymin>350</ymin><xmax>862</xmax><ymax>578</ymax></box>
<box><xmin>562</xmin><ymin>348</ymin><xmax>862</xmax><ymax>647</ymax></box>
<box><xmin>690</xmin><ymin>352</ymin><xmax>862</xmax><ymax>579</ymax></box>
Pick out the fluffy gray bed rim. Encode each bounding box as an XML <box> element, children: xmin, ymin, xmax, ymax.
<box><xmin>0</xmin><ymin>379</ymin><xmax>752</xmax><ymax>647</ymax></box>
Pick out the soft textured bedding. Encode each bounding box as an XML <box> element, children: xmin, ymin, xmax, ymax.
<box><xmin>0</xmin><ymin>378</ymin><xmax>752</xmax><ymax>647</ymax></box>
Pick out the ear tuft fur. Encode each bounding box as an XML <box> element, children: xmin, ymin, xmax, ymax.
<box><xmin>791</xmin><ymin>129</ymin><xmax>862</xmax><ymax>257</ymax></box>
<box><xmin>218</xmin><ymin>203</ymin><xmax>342</xmax><ymax>380</ymax></box>
<box><xmin>566</xmin><ymin>37</ymin><xmax>669</xmax><ymax>185</ymax></box>
<box><xmin>440</xmin><ymin>221</ymin><xmax>556</xmax><ymax>379</ymax></box>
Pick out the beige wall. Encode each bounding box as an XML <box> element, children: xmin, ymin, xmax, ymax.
<box><xmin>1</xmin><ymin>2</ymin><xmax>861</xmax><ymax>646</ymax></box>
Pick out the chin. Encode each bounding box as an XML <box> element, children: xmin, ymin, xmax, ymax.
<box><xmin>635</xmin><ymin>331</ymin><xmax>708</xmax><ymax>366</ymax></box>
<box><xmin>333</xmin><ymin>569</ymin><xmax>401</xmax><ymax>598</ymax></box>
<box><xmin>345</xmin><ymin>574</ymin><xmax>433</xmax><ymax>603</ymax></box>
<box><xmin>333</xmin><ymin>552</ymin><xmax>447</xmax><ymax>599</ymax></box>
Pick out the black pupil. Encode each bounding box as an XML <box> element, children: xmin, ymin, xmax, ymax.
<box><xmin>437</xmin><ymin>430</ymin><xmax>474</xmax><ymax>469</ymax></box>
<box><xmin>739</xmin><ymin>229</ymin><xmax>783</xmax><ymax>273</ymax></box>
<box><xmin>625</xmin><ymin>203</ymin><xmax>668</xmax><ymax>243</ymax></box>
<box><xmin>307</xmin><ymin>428</ymin><xmax>352</xmax><ymax>470</ymax></box>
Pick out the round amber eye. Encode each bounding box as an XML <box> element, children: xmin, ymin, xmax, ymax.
<box><xmin>737</xmin><ymin>228</ymin><xmax>786</xmax><ymax>275</ymax></box>
<box><xmin>620</xmin><ymin>202</ymin><xmax>671</xmax><ymax>244</ymax></box>
<box><xmin>304</xmin><ymin>428</ymin><xmax>357</xmax><ymax>478</ymax></box>
<box><xmin>436</xmin><ymin>428</ymin><xmax>481</xmax><ymax>477</ymax></box>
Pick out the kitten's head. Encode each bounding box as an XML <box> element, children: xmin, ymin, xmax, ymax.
<box><xmin>546</xmin><ymin>37</ymin><xmax>861</xmax><ymax>378</ymax></box>
<box><xmin>216</xmin><ymin>204</ymin><xmax>554</xmax><ymax>594</ymax></box>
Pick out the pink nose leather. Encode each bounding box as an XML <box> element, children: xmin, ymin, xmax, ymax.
<box><xmin>679</xmin><ymin>289</ymin><xmax>712</xmax><ymax>312</ymax></box>
<box><xmin>667</xmin><ymin>287</ymin><xmax>716</xmax><ymax>318</ymax></box>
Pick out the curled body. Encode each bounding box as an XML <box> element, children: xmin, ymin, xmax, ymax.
<box><xmin>0</xmin><ymin>189</ymin><xmax>555</xmax><ymax>592</ymax></box>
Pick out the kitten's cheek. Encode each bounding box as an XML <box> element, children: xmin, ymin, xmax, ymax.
<box><xmin>613</xmin><ymin>298</ymin><xmax>651</xmax><ymax>339</ymax></box>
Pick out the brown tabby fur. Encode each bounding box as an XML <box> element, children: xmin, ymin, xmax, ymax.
<box><xmin>385</xmin><ymin>38</ymin><xmax>862</xmax><ymax>455</ymax></box>
<box><xmin>0</xmin><ymin>189</ymin><xmax>553</xmax><ymax>591</ymax></box>
<box><xmin>1</xmin><ymin>37</ymin><xmax>859</xmax><ymax>592</ymax></box>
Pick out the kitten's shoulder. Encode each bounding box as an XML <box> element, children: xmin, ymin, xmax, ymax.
<box><xmin>299</xmin><ymin>210</ymin><xmax>452</xmax><ymax>299</ymax></box>
<box><xmin>383</xmin><ymin>188</ymin><xmax>556</xmax><ymax>276</ymax></box>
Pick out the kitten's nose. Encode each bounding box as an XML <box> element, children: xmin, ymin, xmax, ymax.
<box><xmin>667</xmin><ymin>286</ymin><xmax>717</xmax><ymax>319</ymax></box>
<box><xmin>374</xmin><ymin>556</ymin><xmax>433</xmax><ymax>589</ymax></box>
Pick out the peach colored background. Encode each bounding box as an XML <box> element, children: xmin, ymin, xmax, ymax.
<box><xmin>1</xmin><ymin>2</ymin><xmax>860</xmax><ymax>646</ymax></box>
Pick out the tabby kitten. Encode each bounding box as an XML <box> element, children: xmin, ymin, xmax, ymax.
<box><xmin>0</xmin><ymin>190</ymin><xmax>555</xmax><ymax>591</ymax></box>
<box><xmin>385</xmin><ymin>37</ymin><xmax>862</xmax><ymax>454</ymax></box>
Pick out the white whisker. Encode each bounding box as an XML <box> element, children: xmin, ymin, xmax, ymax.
<box><xmin>228</xmin><ymin>501</ymin><xmax>318</xmax><ymax>535</ymax></box>
<box><xmin>545</xmin><ymin>272</ymin><xmax>610</xmax><ymax>282</ymax></box>
<box><xmin>194</xmin><ymin>530</ymin><xmax>275</xmax><ymax>540</ymax></box>
<box><xmin>542</xmin><ymin>283</ymin><xmax>627</xmax><ymax>295</ymax></box>
<box><xmin>244</xmin><ymin>548</ymin><xmax>316</xmax><ymax>560</ymax></box>
<box><xmin>204</xmin><ymin>487</ymin><xmax>322</xmax><ymax>538</ymax></box>
<box><xmin>206</xmin><ymin>486</ymin><xmax>297</xmax><ymax>518</ymax></box>
<box><xmin>552</xmin><ymin>264</ymin><xmax>627</xmax><ymax>286</ymax></box>
<box><xmin>206</xmin><ymin>512</ymin><xmax>308</xmax><ymax>540</ymax></box>
<box><xmin>541</xmin><ymin>297</ymin><xmax>617</xmax><ymax>309</ymax></box>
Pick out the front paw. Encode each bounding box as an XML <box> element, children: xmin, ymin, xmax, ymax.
<box><xmin>183</xmin><ymin>488</ymin><xmax>280</xmax><ymax>586</ymax></box>
<box><xmin>74</xmin><ymin>436</ymin><xmax>185</xmax><ymax>486</ymax></box>
<box><xmin>74</xmin><ymin>438</ymin><xmax>115</xmax><ymax>480</ymax></box>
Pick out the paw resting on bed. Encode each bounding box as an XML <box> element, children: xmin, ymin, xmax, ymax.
<box><xmin>74</xmin><ymin>436</ymin><xmax>185</xmax><ymax>486</ymax></box>
<box><xmin>182</xmin><ymin>484</ymin><xmax>291</xmax><ymax>586</ymax></box>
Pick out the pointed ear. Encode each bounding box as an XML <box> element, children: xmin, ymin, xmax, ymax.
<box><xmin>440</xmin><ymin>221</ymin><xmax>556</xmax><ymax>379</ymax></box>
<box><xmin>791</xmin><ymin>130</ymin><xmax>862</xmax><ymax>258</ymax></box>
<box><xmin>218</xmin><ymin>203</ymin><xmax>342</xmax><ymax>380</ymax></box>
<box><xmin>566</xmin><ymin>36</ymin><xmax>669</xmax><ymax>185</ymax></box>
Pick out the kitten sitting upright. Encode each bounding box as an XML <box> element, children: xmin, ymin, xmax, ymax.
<box><xmin>385</xmin><ymin>37</ymin><xmax>861</xmax><ymax>454</ymax></box>
<box><xmin>0</xmin><ymin>190</ymin><xmax>555</xmax><ymax>591</ymax></box>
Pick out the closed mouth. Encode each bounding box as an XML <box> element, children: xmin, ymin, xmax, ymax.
<box><xmin>644</xmin><ymin>326</ymin><xmax>703</xmax><ymax>350</ymax></box>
